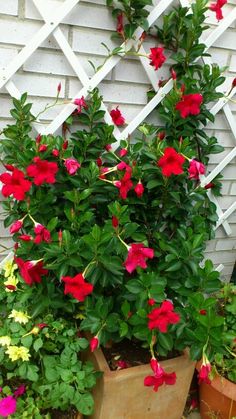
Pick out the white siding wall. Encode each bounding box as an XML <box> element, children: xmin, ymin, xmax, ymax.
<box><xmin>0</xmin><ymin>0</ymin><xmax>236</xmax><ymax>280</ymax></box>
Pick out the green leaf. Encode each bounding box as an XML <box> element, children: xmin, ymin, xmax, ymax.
<box><xmin>33</xmin><ymin>337</ymin><xmax>43</xmax><ymax>352</ymax></box>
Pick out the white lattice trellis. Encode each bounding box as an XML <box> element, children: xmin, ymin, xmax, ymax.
<box><xmin>0</xmin><ymin>0</ymin><xmax>236</xmax><ymax>244</ymax></box>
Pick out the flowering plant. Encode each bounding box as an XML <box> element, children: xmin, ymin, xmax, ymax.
<box><xmin>0</xmin><ymin>0</ymin><xmax>231</xmax><ymax>410</ymax></box>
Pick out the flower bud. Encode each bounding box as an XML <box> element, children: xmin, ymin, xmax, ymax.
<box><xmin>39</xmin><ymin>144</ymin><xmax>47</xmax><ymax>153</ymax></box>
<box><xmin>134</xmin><ymin>181</ymin><xmax>144</xmax><ymax>198</ymax></box>
<box><xmin>171</xmin><ymin>68</ymin><xmax>177</xmax><ymax>80</ymax></box>
<box><xmin>36</xmin><ymin>134</ymin><xmax>42</xmax><ymax>144</ymax></box>
<box><xmin>57</xmin><ymin>82</ymin><xmax>62</xmax><ymax>93</ymax></box>
<box><xmin>90</xmin><ymin>336</ymin><xmax>99</xmax><ymax>352</ymax></box>
<box><xmin>232</xmin><ymin>78</ymin><xmax>236</xmax><ymax>88</ymax></box>
<box><xmin>112</xmin><ymin>216</ymin><xmax>119</xmax><ymax>228</ymax></box>
<box><xmin>96</xmin><ymin>157</ymin><xmax>102</xmax><ymax>167</ymax></box>
<box><xmin>10</xmin><ymin>220</ymin><xmax>23</xmax><ymax>234</ymax></box>
<box><xmin>148</xmin><ymin>298</ymin><xmax>156</xmax><ymax>306</ymax></box>
<box><xmin>52</xmin><ymin>149</ymin><xmax>60</xmax><ymax>157</ymax></box>
<box><xmin>119</xmin><ymin>148</ymin><xmax>128</xmax><ymax>157</ymax></box>
<box><xmin>105</xmin><ymin>144</ymin><xmax>112</xmax><ymax>152</ymax></box>
<box><xmin>62</xmin><ymin>140</ymin><xmax>68</xmax><ymax>150</ymax></box>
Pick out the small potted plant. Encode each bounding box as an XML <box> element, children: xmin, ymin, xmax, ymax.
<box><xmin>0</xmin><ymin>0</ymin><xmax>230</xmax><ymax>417</ymax></box>
<box><xmin>197</xmin><ymin>283</ymin><xmax>236</xmax><ymax>419</ymax></box>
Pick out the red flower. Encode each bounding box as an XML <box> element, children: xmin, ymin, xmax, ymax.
<box><xmin>64</xmin><ymin>158</ymin><xmax>81</xmax><ymax>175</ymax></box>
<box><xmin>198</xmin><ymin>362</ymin><xmax>211</xmax><ymax>385</ymax></box>
<box><xmin>74</xmin><ymin>96</ymin><xmax>87</xmax><ymax>113</ymax></box>
<box><xmin>117</xmin><ymin>161</ymin><xmax>132</xmax><ymax>172</ymax></box>
<box><xmin>90</xmin><ymin>336</ymin><xmax>99</xmax><ymax>352</ymax></box>
<box><xmin>110</xmin><ymin>107</ymin><xmax>125</xmax><ymax>126</ymax></box>
<box><xmin>232</xmin><ymin>78</ymin><xmax>236</xmax><ymax>88</ymax></box>
<box><xmin>209</xmin><ymin>0</ymin><xmax>227</xmax><ymax>21</ymax></box>
<box><xmin>144</xmin><ymin>358</ymin><xmax>176</xmax><ymax>392</ymax></box>
<box><xmin>38</xmin><ymin>144</ymin><xmax>47</xmax><ymax>152</ymax></box>
<box><xmin>116</xmin><ymin>171</ymin><xmax>133</xmax><ymax>199</ymax></box>
<box><xmin>117</xmin><ymin>13</ymin><xmax>124</xmax><ymax>35</ymax></box>
<box><xmin>34</xmin><ymin>223</ymin><xmax>51</xmax><ymax>244</ymax></box>
<box><xmin>188</xmin><ymin>159</ymin><xmax>205</xmax><ymax>180</ymax></box>
<box><xmin>112</xmin><ymin>216</ymin><xmax>119</xmax><ymax>228</ymax></box>
<box><xmin>175</xmin><ymin>93</ymin><xmax>203</xmax><ymax>118</ymax></box>
<box><xmin>27</xmin><ymin>157</ymin><xmax>58</xmax><ymax>185</ymax></box>
<box><xmin>124</xmin><ymin>243</ymin><xmax>154</xmax><ymax>273</ymax></box>
<box><xmin>157</xmin><ymin>147</ymin><xmax>185</xmax><ymax>177</ymax></box>
<box><xmin>148</xmin><ymin>300</ymin><xmax>180</xmax><ymax>332</ymax></box>
<box><xmin>19</xmin><ymin>234</ymin><xmax>32</xmax><ymax>241</ymax></box>
<box><xmin>14</xmin><ymin>257</ymin><xmax>48</xmax><ymax>286</ymax></box>
<box><xmin>0</xmin><ymin>168</ymin><xmax>32</xmax><ymax>201</ymax></box>
<box><xmin>62</xmin><ymin>273</ymin><xmax>93</xmax><ymax>302</ymax></box>
<box><xmin>10</xmin><ymin>220</ymin><xmax>23</xmax><ymax>234</ymax></box>
<box><xmin>134</xmin><ymin>181</ymin><xmax>144</xmax><ymax>198</ymax></box>
<box><xmin>149</xmin><ymin>47</ymin><xmax>166</xmax><ymax>71</ymax></box>
<box><xmin>189</xmin><ymin>398</ymin><xmax>198</xmax><ymax>411</ymax></box>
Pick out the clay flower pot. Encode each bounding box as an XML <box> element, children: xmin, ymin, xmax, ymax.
<box><xmin>196</xmin><ymin>363</ymin><xmax>236</xmax><ymax>419</ymax></box>
<box><xmin>83</xmin><ymin>347</ymin><xmax>195</xmax><ymax>419</ymax></box>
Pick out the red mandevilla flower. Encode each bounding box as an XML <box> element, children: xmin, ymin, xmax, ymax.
<box><xmin>34</xmin><ymin>223</ymin><xmax>51</xmax><ymax>244</ymax></box>
<box><xmin>62</xmin><ymin>273</ymin><xmax>93</xmax><ymax>302</ymax></box>
<box><xmin>209</xmin><ymin>0</ymin><xmax>227</xmax><ymax>21</ymax></box>
<box><xmin>171</xmin><ymin>68</ymin><xmax>177</xmax><ymax>80</ymax></box>
<box><xmin>36</xmin><ymin>134</ymin><xmax>42</xmax><ymax>144</ymax></box>
<box><xmin>148</xmin><ymin>300</ymin><xmax>180</xmax><ymax>332</ymax></box>
<box><xmin>0</xmin><ymin>168</ymin><xmax>32</xmax><ymax>201</ymax></box>
<box><xmin>110</xmin><ymin>107</ymin><xmax>125</xmax><ymax>126</ymax></box>
<box><xmin>90</xmin><ymin>336</ymin><xmax>99</xmax><ymax>352</ymax></box>
<box><xmin>232</xmin><ymin>78</ymin><xmax>236</xmax><ymax>88</ymax></box>
<box><xmin>134</xmin><ymin>181</ymin><xmax>144</xmax><ymax>198</ymax></box>
<box><xmin>74</xmin><ymin>96</ymin><xmax>87</xmax><ymax>113</ymax></box>
<box><xmin>205</xmin><ymin>182</ymin><xmax>215</xmax><ymax>189</ymax></box>
<box><xmin>27</xmin><ymin>157</ymin><xmax>58</xmax><ymax>186</ymax></box>
<box><xmin>124</xmin><ymin>243</ymin><xmax>154</xmax><ymax>273</ymax></box>
<box><xmin>57</xmin><ymin>82</ymin><xmax>62</xmax><ymax>93</ymax></box>
<box><xmin>198</xmin><ymin>362</ymin><xmax>212</xmax><ymax>385</ymax></box>
<box><xmin>105</xmin><ymin>144</ymin><xmax>112</xmax><ymax>152</ymax></box>
<box><xmin>157</xmin><ymin>147</ymin><xmax>185</xmax><ymax>177</ymax></box>
<box><xmin>149</xmin><ymin>47</ymin><xmax>166</xmax><ymax>71</ymax></box>
<box><xmin>117</xmin><ymin>360</ymin><xmax>128</xmax><ymax>369</ymax></box>
<box><xmin>64</xmin><ymin>158</ymin><xmax>81</xmax><ymax>175</ymax></box>
<box><xmin>62</xmin><ymin>140</ymin><xmax>68</xmax><ymax>150</ymax></box>
<box><xmin>116</xmin><ymin>171</ymin><xmax>133</xmax><ymax>199</ymax></box>
<box><xmin>144</xmin><ymin>357</ymin><xmax>176</xmax><ymax>392</ymax></box>
<box><xmin>10</xmin><ymin>220</ymin><xmax>23</xmax><ymax>234</ymax></box>
<box><xmin>157</xmin><ymin>131</ymin><xmax>165</xmax><ymax>141</ymax></box>
<box><xmin>188</xmin><ymin>159</ymin><xmax>205</xmax><ymax>180</ymax></box>
<box><xmin>14</xmin><ymin>257</ymin><xmax>48</xmax><ymax>286</ymax></box>
<box><xmin>175</xmin><ymin>93</ymin><xmax>203</xmax><ymax>118</ymax></box>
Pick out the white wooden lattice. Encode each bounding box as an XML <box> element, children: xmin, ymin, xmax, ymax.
<box><xmin>0</xmin><ymin>0</ymin><xmax>236</xmax><ymax>238</ymax></box>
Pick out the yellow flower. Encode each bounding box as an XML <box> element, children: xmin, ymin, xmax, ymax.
<box><xmin>3</xmin><ymin>260</ymin><xmax>17</xmax><ymax>278</ymax></box>
<box><xmin>0</xmin><ymin>336</ymin><xmax>11</xmax><ymax>346</ymax></box>
<box><xmin>8</xmin><ymin>309</ymin><xmax>31</xmax><ymax>324</ymax></box>
<box><xmin>6</xmin><ymin>345</ymin><xmax>30</xmax><ymax>362</ymax></box>
<box><xmin>4</xmin><ymin>275</ymin><xmax>19</xmax><ymax>292</ymax></box>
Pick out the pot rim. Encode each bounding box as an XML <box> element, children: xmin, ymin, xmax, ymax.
<box><xmin>196</xmin><ymin>361</ymin><xmax>236</xmax><ymax>401</ymax></box>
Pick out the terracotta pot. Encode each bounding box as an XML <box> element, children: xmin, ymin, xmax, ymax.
<box><xmin>83</xmin><ymin>347</ymin><xmax>195</xmax><ymax>419</ymax></box>
<box><xmin>196</xmin><ymin>362</ymin><xmax>236</xmax><ymax>419</ymax></box>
